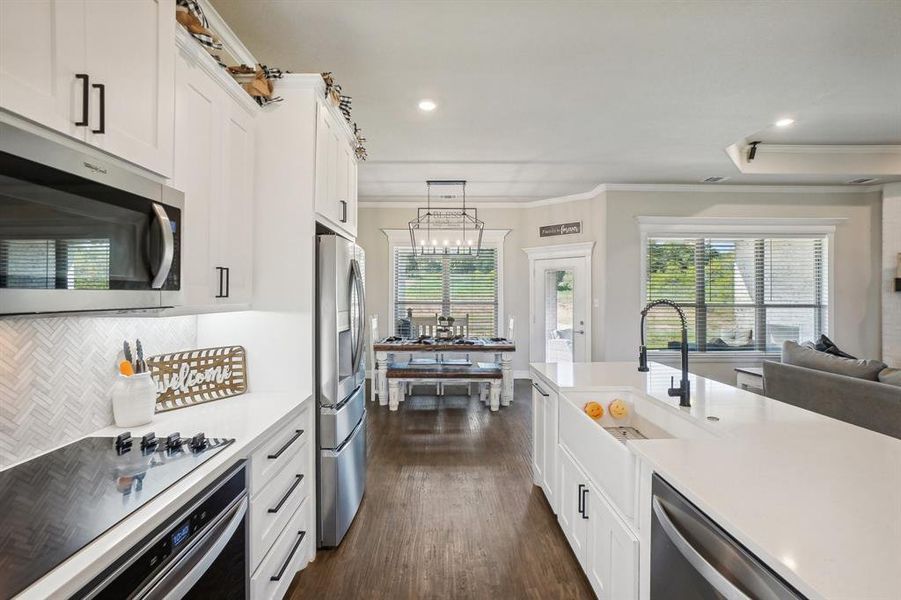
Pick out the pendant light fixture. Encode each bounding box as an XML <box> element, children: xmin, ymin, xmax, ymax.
<box><xmin>408</xmin><ymin>180</ymin><xmax>484</xmax><ymax>256</ymax></box>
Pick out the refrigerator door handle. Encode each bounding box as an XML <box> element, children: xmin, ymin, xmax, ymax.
<box><xmin>350</xmin><ymin>258</ymin><xmax>366</xmax><ymax>374</ymax></box>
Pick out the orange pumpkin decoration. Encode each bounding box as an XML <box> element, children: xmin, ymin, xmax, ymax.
<box><xmin>583</xmin><ymin>401</ymin><xmax>604</xmax><ymax>420</ymax></box>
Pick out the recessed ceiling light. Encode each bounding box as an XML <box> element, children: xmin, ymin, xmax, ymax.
<box><xmin>774</xmin><ymin>117</ymin><xmax>795</xmax><ymax>128</ymax></box>
<box><xmin>418</xmin><ymin>99</ymin><xmax>437</xmax><ymax>112</ymax></box>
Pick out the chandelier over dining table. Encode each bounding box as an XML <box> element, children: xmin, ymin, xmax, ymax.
<box><xmin>408</xmin><ymin>180</ymin><xmax>485</xmax><ymax>256</ymax></box>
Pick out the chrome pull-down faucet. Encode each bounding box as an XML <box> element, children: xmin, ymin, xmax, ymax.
<box><xmin>638</xmin><ymin>299</ymin><xmax>691</xmax><ymax>407</ymax></box>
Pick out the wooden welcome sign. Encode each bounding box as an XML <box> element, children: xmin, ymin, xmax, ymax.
<box><xmin>147</xmin><ymin>346</ymin><xmax>248</xmax><ymax>412</ymax></box>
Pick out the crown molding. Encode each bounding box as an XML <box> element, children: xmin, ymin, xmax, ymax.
<box><xmin>522</xmin><ymin>241</ymin><xmax>595</xmax><ymax>259</ymax></box>
<box><xmin>359</xmin><ymin>181</ymin><xmax>883</xmax><ymax>210</ymax></box>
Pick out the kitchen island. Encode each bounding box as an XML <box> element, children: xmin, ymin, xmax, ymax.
<box><xmin>529</xmin><ymin>361</ymin><xmax>901</xmax><ymax>600</ymax></box>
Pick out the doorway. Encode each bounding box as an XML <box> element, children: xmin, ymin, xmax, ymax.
<box><xmin>524</xmin><ymin>243</ymin><xmax>593</xmax><ymax>364</ymax></box>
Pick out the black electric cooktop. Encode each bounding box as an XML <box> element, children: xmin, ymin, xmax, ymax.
<box><xmin>0</xmin><ymin>433</ymin><xmax>233</xmax><ymax>599</ymax></box>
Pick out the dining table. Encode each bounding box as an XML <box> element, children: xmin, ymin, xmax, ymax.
<box><xmin>371</xmin><ymin>337</ymin><xmax>516</xmax><ymax>406</ymax></box>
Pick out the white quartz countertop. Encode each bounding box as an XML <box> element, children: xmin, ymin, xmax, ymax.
<box><xmin>530</xmin><ymin>361</ymin><xmax>901</xmax><ymax>600</ymax></box>
<box><xmin>16</xmin><ymin>390</ymin><xmax>311</xmax><ymax>600</ymax></box>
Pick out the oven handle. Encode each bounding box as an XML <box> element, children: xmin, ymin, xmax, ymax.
<box><xmin>652</xmin><ymin>496</ymin><xmax>751</xmax><ymax>600</ymax></box>
<box><xmin>150</xmin><ymin>202</ymin><xmax>175</xmax><ymax>289</ymax></box>
<box><xmin>141</xmin><ymin>495</ymin><xmax>247</xmax><ymax>600</ymax></box>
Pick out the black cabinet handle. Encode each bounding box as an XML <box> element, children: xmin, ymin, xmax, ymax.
<box><xmin>267</xmin><ymin>429</ymin><xmax>304</xmax><ymax>459</ymax></box>
<box><xmin>531</xmin><ymin>382</ymin><xmax>549</xmax><ymax>396</ymax></box>
<box><xmin>581</xmin><ymin>486</ymin><xmax>589</xmax><ymax>519</ymax></box>
<box><xmin>270</xmin><ymin>531</ymin><xmax>306</xmax><ymax>581</ymax></box>
<box><xmin>215</xmin><ymin>267</ymin><xmax>229</xmax><ymax>298</ymax></box>
<box><xmin>224</xmin><ymin>266</ymin><xmax>230</xmax><ymax>298</ymax></box>
<box><xmin>268</xmin><ymin>474</ymin><xmax>304</xmax><ymax>514</ymax></box>
<box><xmin>75</xmin><ymin>74</ymin><xmax>90</xmax><ymax>126</ymax></box>
<box><xmin>91</xmin><ymin>83</ymin><xmax>105</xmax><ymax>134</ymax></box>
<box><xmin>577</xmin><ymin>484</ymin><xmax>585</xmax><ymax>517</ymax></box>
<box><xmin>339</xmin><ymin>200</ymin><xmax>347</xmax><ymax>223</ymax></box>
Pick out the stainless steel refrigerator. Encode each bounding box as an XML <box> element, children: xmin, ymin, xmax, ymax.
<box><xmin>316</xmin><ymin>234</ymin><xmax>367</xmax><ymax>547</ymax></box>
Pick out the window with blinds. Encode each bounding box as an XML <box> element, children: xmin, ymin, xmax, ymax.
<box><xmin>644</xmin><ymin>236</ymin><xmax>828</xmax><ymax>352</ymax></box>
<box><xmin>394</xmin><ymin>247</ymin><xmax>498</xmax><ymax>336</ymax></box>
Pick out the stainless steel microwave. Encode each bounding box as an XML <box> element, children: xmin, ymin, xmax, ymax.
<box><xmin>0</xmin><ymin>123</ymin><xmax>183</xmax><ymax>316</ymax></box>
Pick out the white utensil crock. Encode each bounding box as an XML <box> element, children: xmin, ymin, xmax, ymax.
<box><xmin>111</xmin><ymin>372</ymin><xmax>156</xmax><ymax>427</ymax></box>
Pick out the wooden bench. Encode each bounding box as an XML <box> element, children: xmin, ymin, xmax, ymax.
<box><xmin>385</xmin><ymin>362</ymin><xmax>503</xmax><ymax>412</ymax></box>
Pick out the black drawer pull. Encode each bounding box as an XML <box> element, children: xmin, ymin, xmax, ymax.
<box><xmin>271</xmin><ymin>531</ymin><xmax>306</xmax><ymax>581</ymax></box>
<box><xmin>268</xmin><ymin>474</ymin><xmax>303</xmax><ymax>514</ymax></box>
<box><xmin>577</xmin><ymin>483</ymin><xmax>585</xmax><ymax>516</ymax></box>
<box><xmin>267</xmin><ymin>429</ymin><xmax>304</xmax><ymax>460</ymax></box>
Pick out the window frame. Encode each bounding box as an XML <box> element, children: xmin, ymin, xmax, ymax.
<box><xmin>638</xmin><ymin>217</ymin><xmax>840</xmax><ymax>360</ymax></box>
<box><xmin>382</xmin><ymin>228</ymin><xmax>509</xmax><ymax>337</ymax></box>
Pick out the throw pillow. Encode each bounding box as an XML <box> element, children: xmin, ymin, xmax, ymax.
<box><xmin>813</xmin><ymin>334</ymin><xmax>857</xmax><ymax>359</ymax></box>
<box><xmin>781</xmin><ymin>340</ymin><xmax>886</xmax><ymax>381</ymax></box>
<box><xmin>878</xmin><ymin>368</ymin><xmax>901</xmax><ymax>387</ymax></box>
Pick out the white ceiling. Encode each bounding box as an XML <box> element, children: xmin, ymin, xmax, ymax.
<box><xmin>210</xmin><ymin>0</ymin><xmax>901</xmax><ymax>202</ymax></box>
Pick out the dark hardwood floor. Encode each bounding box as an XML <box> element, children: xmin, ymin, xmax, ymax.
<box><xmin>286</xmin><ymin>380</ymin><xmax>594</xmax><ymax>599</ymax></box>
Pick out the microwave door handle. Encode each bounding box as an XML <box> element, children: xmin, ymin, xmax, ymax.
<box><xmin>652</xmin><ymin>497</ymin><xmax>752</xmax><ymax>600</ymax></box>
<box><xmin>139</xmin><ymin>496</ymin><xmax>247</xmax><ymax>600</ymax></box>
<box><xmin>150</xmin><ymin>202</ymin><xmax>175</xmax><ymax>289</ymax></box>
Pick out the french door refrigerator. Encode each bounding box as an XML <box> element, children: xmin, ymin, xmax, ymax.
<box><xmin>316</xmin><ymin>234</ymin><xmax>367</xmax><ymax>547</ymax></box>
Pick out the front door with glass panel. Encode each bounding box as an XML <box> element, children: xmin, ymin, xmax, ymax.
<box><xmin>531</xmin><ymin>257</ymin><xmax>589</xmax><ymax>363</ymax></box>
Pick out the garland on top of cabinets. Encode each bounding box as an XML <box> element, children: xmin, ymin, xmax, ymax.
<box><xmin>176</xmin><ymin>0</ymin><xmax>287</xmax><ymax>107</ymax></box>
<box><xmin>322</xmin><ymin>72</ymin><xmax>368</xmax><ymax>160</ymax></box>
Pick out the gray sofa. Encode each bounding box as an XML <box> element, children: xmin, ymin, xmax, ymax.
<box><xmin>763</xmin><ymin>340</ymin><xmax>901</xmax><ymax>439</ymax></box>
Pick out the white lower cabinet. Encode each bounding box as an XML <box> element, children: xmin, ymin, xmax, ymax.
<box><xmin>558</xmin><ymin>447</ymin><xmax>639</xmax><ymax>598</ymax></box>
<box><xmin>586</xmin><ymin>482</ymin><xmax>639</xmax><ymax>599</ymax></box>
<box><xmin>531</xmin><ymin>380</ymin><xmax>558</xmax><ymax>513</ymax></box>
<box><xmin>250</xmin><ymin>498</ymin><xmax>311</xmax><ymax>600</ymax></box>
<box><xmin>247</xmin><ymin>406</ymin><xmax>315</xmax><ymax>598</ymax></box>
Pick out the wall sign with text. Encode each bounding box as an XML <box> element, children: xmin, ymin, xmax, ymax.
<box><xmin>539</xmin><ymin>221</ymin><xmax>582</xmax><ymax>237</ymax></box>
<box><xmin>147</xmin><ymin>346</ymin><xmax>247</xmax><ymax>412</ymax></box>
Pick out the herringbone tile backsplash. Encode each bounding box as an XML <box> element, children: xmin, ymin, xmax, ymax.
<box><xmin>0</xmin><ymin>316</ymin><xmax>197</xmax><ymax>468</ymax></box>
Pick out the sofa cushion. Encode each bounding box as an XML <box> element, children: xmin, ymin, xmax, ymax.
<box><xmin>879</xmin><ymin>368</ymin><xmax>901</xmax><ymax>387</ymax></box>
<box><xmin>781</xmin><ymin>340</ymin><xmax>886</xmax><ymax>381</ymax></box>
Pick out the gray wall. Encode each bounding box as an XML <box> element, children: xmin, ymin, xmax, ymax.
<box><xmin>357</xmin><ymin>188</ymin><xmax>883</xmax><ymax>383</ymax></box>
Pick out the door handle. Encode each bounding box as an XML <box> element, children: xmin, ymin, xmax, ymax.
<box><xmin>577</xmin><ymin>484</ymin><xmax>585</xmax><ymax>517</ymax></box>
<box><xmin>215</xmin><ymin>267</ymin><xmax>229</xmax><ymax>298</ymax></box>
<box><xmin>581</xmin><ymin>486</ymin><xmax>589</xmax><ymax>519</ymax></box>
<box><xmin>339</xmin><ymin>200</ymin><xmax>348</xmax><ymax>223</ymax></box>
<box><xmin>150</xmin><ymin>203</ymin><xmax>174</xmax><ymax>289</ymax></box>
<box><xmin>575</xmin><ymin>330</ymin><xmax>585</xmax><ymax>335</ymax></box>
<box><xmin>75</xmin><ymin>74</ymin><xmax>90</xmax><ymax>126</ymax></box>
<box><xmin>91</xmin><ymin>82</ymin><xmax>105</xmax><ymax>134</ymax></box>
<box><xmin>350</xmin><ymin>258</ymin><xmax>366</xmax><ymax>373</ymax></box>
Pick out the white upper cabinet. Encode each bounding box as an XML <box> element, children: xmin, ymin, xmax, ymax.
<box><xmin>0</xmin><ymin>0</ymin><xmax>174</xmax><ymax>177</ymax></box>
<box><xmin>314</xmin><ymin>101</ymin><xmax>357</xmax><ymax>239</ymax></box>
<box><xmin>83</xmin><ymin>0</ymin><xmax>174</xmax><ymax>176</ymax></box>
<box><xmin>215</xmin><ymin>99</ymin><xmax>255</xmax><ymax>305</ymax></box>
<box><xmin>171</xmin><ymin>33</ymin><xmax>256</xmax><ymax>311</ymax></box>
<box><xmin>0</xmin><ymin>0</ymin><xmax>85</xmax><ymax>140</ymax></box>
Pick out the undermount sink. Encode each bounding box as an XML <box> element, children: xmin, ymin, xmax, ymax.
<box><xmin>558</xmin><ymin>389</ymin><xmax>709</xmax><ymax>523</ymax></box>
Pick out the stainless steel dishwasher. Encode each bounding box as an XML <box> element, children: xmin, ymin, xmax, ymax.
<box><xmin>650</xmin><ymin>474</ymin><xmax>805</xmax><ymax>599</ymax></box>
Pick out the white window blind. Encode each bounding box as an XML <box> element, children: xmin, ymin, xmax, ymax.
<box><xmin>644</xmin><ymin>236</ymin><xmax>828</xmax><ymax>352</ymax></box>
<box><xmin>394</xmin><ymin>247</ymin><xmax>498</xmax><ymax>336</ymax></box>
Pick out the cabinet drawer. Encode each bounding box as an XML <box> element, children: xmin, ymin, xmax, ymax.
<box><xmin>251</xmin><ymin>498</ymin><xmax>312</xmax><ymax>600</ymax></box>
<box><xmin>250</xmin><ymin>447</ymin><xmax>311</xmax><ymax>570</ymax></box>
<box><xmin>249</xmin><ymin>404</ymin><xmax>312</xmax><ymax>495</ymax></box>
